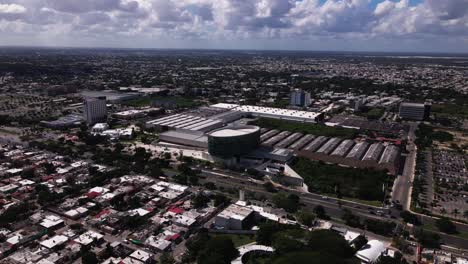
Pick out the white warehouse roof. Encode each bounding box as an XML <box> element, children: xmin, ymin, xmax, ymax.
<box><xmin>211</xmin><ymin>103</ymin><xmax>322</xmax><ymax>122</ymax></box>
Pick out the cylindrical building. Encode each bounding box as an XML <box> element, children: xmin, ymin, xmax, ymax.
<box><xmin>208</xmin><ymin>125</ymin><xmax>261</xmax><ymax>158</ymax></box>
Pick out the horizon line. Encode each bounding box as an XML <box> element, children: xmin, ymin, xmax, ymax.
<box><xmin>0</xmin><ymin>45</ymin><xmax>468</xmax><ymax>56</ymax></box>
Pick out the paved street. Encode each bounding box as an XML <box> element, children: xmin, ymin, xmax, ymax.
<box><xmin>199</xmin><ymin>169</ymin><xmax>392</xmax><ymax>223</ymax></box>
<box><xmin>199</xmin><ymin>167</ymin><xmax>468</xmax><ymax>250</ymax></box>
<box><xmin>392</xmin><ymin>122</ymin><xmax>418</xmax><ymax>210</ymax></box>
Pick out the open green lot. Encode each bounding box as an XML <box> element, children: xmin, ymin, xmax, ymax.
<box><xmin>432</xmin><ymin>104</ymin><xmax>468</xmax><ymax>119</ymax></box>
<box><xmin>251</xmin><ymin>118</ymin><xmax>357</xmax><ymax>138</ymax></box>
<box><xmin>356</xmin><ymin>107</ymin><xmax>385</xmax><ymax>120</ymax></box>
<box><xmin>292</xmin><ymin>158</ymin><xmax>391</xmax><ymax>202</ymax></box>
<box><xmin>210</xmin><ymin>233</ymin><xmax>255</xmax><ymax>247</ymax></box>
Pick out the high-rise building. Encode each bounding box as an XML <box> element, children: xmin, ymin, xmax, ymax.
<box><xmin>83</xmin><ymin>96</ymin><xmax>107</xmax><ymax>125</ymax></box>
<box><xmin>290</xmin><ymin>89</ymin><xmax>311</xmax><ymax>107</ymax></box>
<box><xmin>399</xmin><ymin>102</ymin><xmax>431</xmax><ymax>121</ymax></box>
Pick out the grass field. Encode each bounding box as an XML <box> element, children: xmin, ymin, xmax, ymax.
<box><xmin>292</xmin><ymin>158</ymin><xmax>391</xmax><ymax>202</ymax></box>
<box><xmin>210</xmin><ymin>233</ymin><xmax>256</xmax><ymax>247</ymax></box>
<box><xmin>432</xmin><ymin>104</ymin><xmax>468</xmax><ymax>119</ymax></box>
<box><xmin>356</xmin><ymin>108</ymin><xmax>385</xmax><ymax>120</ymax></box>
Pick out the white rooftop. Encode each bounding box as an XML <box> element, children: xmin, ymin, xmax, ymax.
<box><xmin>217</xmin><ymin>204</ymin><xmax>253</xmax><ymax>221</ymax></box>
<box><xmin>73</xmin><ymin>230</ymin><xmax>104</xmax><ymax>245</ymax></box>
<box><xmin>130</xmin><ymin>249</ymin><xmax>152</xmax><ymax>262</ymax></box>
<box><xmin>210</xmin><ymin>127</ymin><xmax>259</xmax><ymax>137</ymax></box>
<box><xmin>40</xmin><ymin>215</ymin><xmax>64</xmax><ymax>228</ymax></box>
<box><xmin>356</xmin><ymin>240</ymin><xmax>386</xmax><ymax>263</ymax></box>
<box><xmin>211</xmin><ymin>103</ymin><xmax>321</xmax><ymax>121</ymax></box>
<box><xmin>40</xmin><ymin>235</ymin><xmax>68</xmax><ymax>249</ymax></box>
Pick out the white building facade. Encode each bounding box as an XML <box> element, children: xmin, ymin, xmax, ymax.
<box><xmin>290</xmin><ymin>89</ymin><xmax>311</xmax><ymax>107</ymax></box>
<box><xmin>84</xmin><ymin>96</ymin><xmax>107</xmax><ymax>125</ymax></box>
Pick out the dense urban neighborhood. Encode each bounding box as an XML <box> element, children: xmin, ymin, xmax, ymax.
<box><xmin>0</xmin><ymin>48</ymin><xmax>467</xmax><ymax>264</ymax></box>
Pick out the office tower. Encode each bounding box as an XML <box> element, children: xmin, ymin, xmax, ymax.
<box><xmin>399</xmin><ymin>102</ymin><xmax>431</xmax><ymax>121</ymax></box>
<box><xmin>83</xmin><ymin>96</ymin><xmax>107</xmax><ymax>125</ymax></box>
<box><xmin>290</xmin><ymin>89</ymin><xmax>311</xmax><ymax>107</ymax></box>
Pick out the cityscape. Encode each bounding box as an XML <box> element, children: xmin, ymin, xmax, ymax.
<box><xmin>0</xmin><ymin>0</ymin><xmax>467</xmax><ymax>264</ymax></box>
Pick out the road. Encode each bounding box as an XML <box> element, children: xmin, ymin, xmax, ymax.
<box><xmin>392</xmin><ymin>122</ymin><xmax>418</xmax><ymax>210</ymax></box>
<box><xmin>199</xmin><ymin>167</ymin><xmax>468</xmax><ymax>249</ymax></box>
<box><xmin>199</xmin><ymin>169</ymin><xmax>392</xmax><ymax>223</ymax></box>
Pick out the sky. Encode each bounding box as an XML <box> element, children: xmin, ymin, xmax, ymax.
<box><xmin>0</xmin><ymin>0</ymin><xmax>467</xmax><ymax>53</ymax></box>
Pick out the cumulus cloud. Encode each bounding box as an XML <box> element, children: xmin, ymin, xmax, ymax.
<box><xmin>0</xmin><ymin>0</ymin><xmax>466</xmax><ymax>50</ymax></box>
<box><xmin>45</xmin><ymin>0</ymin><xmax>139</xmax><ymax>13</ymax></box>
<box><xmin>0</xmin><ymin>3</ymin><xmax>26</xmax><ymax>14</ymax></box>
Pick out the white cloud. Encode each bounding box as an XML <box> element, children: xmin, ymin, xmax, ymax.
<box><xmin>0</xmin><ymin>0</ymin><xmax>466</xmax><ymax>51</ymax></box>
<box><xmin>0</xmin><ymin>3</ymin><xmax>26</xmax><ymax>14</ymax></box>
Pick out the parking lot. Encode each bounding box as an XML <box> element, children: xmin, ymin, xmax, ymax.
<box><xmin>431</xmin><ymin>150</ymin><xmax>468</xmax><ymax>219</ymax></box>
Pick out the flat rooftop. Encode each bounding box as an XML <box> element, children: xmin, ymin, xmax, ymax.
<box><xmin>211</xmin><ymin>103</ymin><xmax>321</xmax><ymax>120</ymax></box>
<box><xmin>210</xmin><ymin>127</ymin><xmax>259</xmax><ymax>137</ymax></box>
<box><xmin>81</xmin><ymin>90</ymin><xmax>140</xmax><ymax>101</ymax></box>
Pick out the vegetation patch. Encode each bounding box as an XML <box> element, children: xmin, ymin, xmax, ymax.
<box><xmin>432</xmin><ymin>104</ymin><xmax>468</xmax><ymax>119</ymax></box>
<box><xmin>253</xmin><ymin>223</ymin><xmax>361</xmax><ymax>264</ymax></box>
<box><xmin>211</xmin><ymin>234</ymin><xmax>256</xmax><ymax>247</ymax></box>
<box><xmin>356</xmin><ymin>107</ymin><xmax>385</xmax><ymax>120</ymax></box>
<box><xmin>415</xmin><ymin>124</ymin><xmax>454</xmax><ymax>149</ymax></box>
<box><xmin>292</xmin><ymin>157</ymin><xmax>391</xmax><ymax>202</ymax></box>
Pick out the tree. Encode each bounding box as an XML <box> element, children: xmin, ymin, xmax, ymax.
<box><xmin>213</xmin><ymin>194</ymin><xmax>229</xmax><ymax>207</ymax></box>
<box><xmin>273</xmin><ymin>193</ymin><xmax>300</xmax><ymax>213</ymax></box>
<box><xmin>188</xmin><ymin>174</ymin><xmax>199</xmax><ymax>186</ymax></box>
<box><xmin>197</xmin><ymin>236</ymin><xmax>239</xmax><ymax>264</ymax></box>
<box><xmin>257</xmin><ymin>223</ymin><xmax>282</xmax><ymax>246</ymax></box>
<box><xmin>21</xmin><ymin>167</ymin><xmax>35</xmax><ymax>179</ymax></box>
<box><xmin>413</xmin><ymin>228</ymin><xmax>440</xmax><ymax>249</ymax></box>
<box><xmin>204</xmin><ymin>182</ymin><xmax>217</xmax><ymax>190</ymax></box>
<box><xmin>173</xmin><ymin>174</ymin><xmax>188</xmax><ymax>185</ymax></box>
<box><xmin>313</xmin><ymin>205</ymin><xmax>328</xmax><ymax>219</ymax></box>
<box><xmin>352</xmin><ymin>235</ymin><xmax>368</xmax><ymax>250</ymax></box>
<box><xmin>375</xmin><ymin>252</ymin><xmax>408</xmax><ymax>264</ymax></box>
<box><xmin>272</xmin><ymin>230</ymin><xmax>305</xmax><ymax>255</ymax></box>
<box><xmin>160</xmin><ymin>252</ymin><xmax>176</xmax><ymax>264</ymax></box>
<box><xmin>364</xmin><ymin>219</ymin><xmax>396</xmax><ymax>236</ymax></box>
<box><xmin>43</xmin><ymin>162</ymin><xmax>56</xmax><ymax>174</ymax></box>
<box><xmin>186</xmin><ymin>231</ymin><xmax>210</xmax><ymax>261</ymax></box>
<box><xmin>0</xmin><ymin>202</ymin><xmax>34</xmax><ymax>225</ymax></box>
<box><xmin>146</xmin><ymin>164</ymin><xmax>162</xmax><ymax>178</ymax></box>
<box><xmin>81</xmin><ymin>249</ymin><xmax>98</xmax><ymax>264</ymax></box>
<box><xmin>263</xmin><ymin>182</ymin><xmax>276</xmax><ymax>192</ymax></box>
<box><xmin>400</xmin><ymin>211</ymin><xmax>420</xmax><ymax>225</ymax></box>
<box><xmin>178</xmin><ymin>163</ymin><xmax>194</xmax><ymax>175</ymax></box>
<box><xmin>307</xmin><ymin>230</ymin><xmax>355</xmax><ymax>258</ymax></box>
<box><xmin>341</xmin><ymin>209</ymin><xmax>361</xmax><ymax>228</ymax></box>
<box><xmin>435</xmin><ymin>218</ymin><xmax>457</xmax><ymax>234</ymax></box>
<box><xmin>256</xmin><ymin>223</ymin><xmax>300</xmax><ymax>246</ymax></box>
<box><xmin>297</xmin><ymin>211</ymin><xmax>315</xmax><ymax>227</ymax></box>
<box><xmin>192</xmin><ymin>193</ymin><xmax>210</xmax><ymax>209</ymax></box>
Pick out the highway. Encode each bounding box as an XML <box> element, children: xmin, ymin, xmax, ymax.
<box><xmin>198</xmin><ymin>167</ymin><xmax>468</xmax><ymax>249</ymax></box>
<box><xmin>199</xmin><ymin>168</ymin><xmax>393</xmax><ymax>222</ymax></box>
